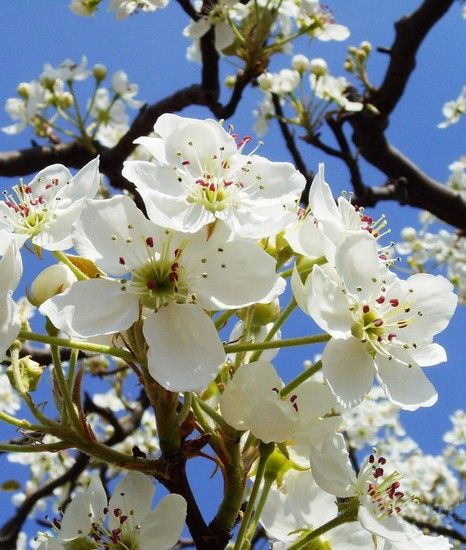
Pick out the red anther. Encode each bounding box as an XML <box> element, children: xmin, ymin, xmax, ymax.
<box><xmin>373</xmin><ymin>232</ymin><xmax>379</xmax><ymax>238</ymax></box>
<box><xmin>209</xmin><ymin>183</ymin><xmax>216</xmax><ymax>192</ymax></box>
<box><xmin>378</xmin><ymin>457</ymin><xmax>386</xmax><ymax>465</ymax></box>
<box><xmin>376</xmin><ymin>296</ymin><xmax>385</xmax><ymax>304</ymax></box>
<box><xmin>373</xmin><ymin>319</ymin><xmax>384</xmax><ymax>327</ymax></box>
<box><xmin>366</xmin><ymin>227</ymin><xmax>373</xmax><ymax>233</ymax></box>
<box><xmin>377</xmin><ymin>336</ymin><xmax>383</xmax><ymax>342</ymax></box>
<box><xmin>389</xmin><ymin>298</ymin><xmax>399</xmax><ymax>307</ymax></box>
<box><xmin>113</xmin><ymin>508</ymin><xmax>121</xmax><ymax>517</ymax></box>
<box><xmin>145</xmin><ymin>236</ymin><xmax>154</xmax><ymax>248</ymax></box>
<box><xmin>374</xmin><ymin>467</ymin><xmax>384</xmax><ymax>478</ymax></box>
<box><xmin>363</xmin><ymin>304</ymin><xmax>370</xmax><ymax>313</ymax></box>
<box><xmin>52</xmin><ymin>178</ymin><xmax>59</xmax><ymax>185</ymax></box>
<box><xmin>361</xmin><ymin>215</ymin><xmax>373</xmax><ymax>223</ymax></box>
<box><xmin>395</xmin><ymin>507</ymin><xmax>401</xmax><ymax>513</ymax></box>
<box><xmin>171</xmin><ymin>262</ymin><xmax>179</xmax><ymax>270</ymax></box>
<box><xmin>119</xmin><ymin>257</ymin><xmax>126</xmax><ymax>265</ymax></box>
<box><xmin>146</xmin><ymin>280</ymin><xmax>157</xmax><ymax>290</ymax></box>
<box><xmin>394</xmin><ymin>492</ymin><xmax>404</xmax><ymax>499</ymax></box>
<box><xmin>238</xmin><ymin>135</ymin><xmax>252</xmax><ymax>146</ymax></box>
<box><xmin>292</xmin><ymin>402</ymin><xmax>299</xmax><ymax>412</ymax></box>
<box><xmin>174</xmin><ymin>248</ymin><xmax>181</xmax><ymax>257</ymax></box>
<box><xmin>231</xmin><ymin>133</ymin><xmax>238</xmax><ymax>140</ymax></box>
<box><xmin>169</xmin><ymin>272</ymin><xmax>178</xmax><ymax>282</ymax></box>
<box><xmin>120</xmin><ymin>515</ymin><xmax>128</xmax><ymax>524</ymax></box>
<box><xmin>45</xmin><ymin>183</ymin><xmax>53</xmax><ymax>190</ymax></box>
<box><xmin>24</xmin><ymin>185</ymin><xmax>32</xmax><ymax>193</ymax></box>
<box><xmin>30</xmin><ymin>198</ymin><xmax>39</xmax><ymax>206</ymax></box>
<box><xmin>224</xmin><ymin>180</ymin><xmax>234</xmax><ymax>187</ymax></box>
<box><xmin>391</xmin><ymin>482</ymin><xmax>400</xmax><ymax>489</ymax></box>
<box><xmin>369</xmin><ymin>454</ymin><xmax>375</xmax><ymax>463</ymax></box>
<box><xmin>182</xmin><ymin>160</ymin><xmax>190</xmax><ymax>165</ymax></box>
<box><xmin>379</xmin><ymin>254</ymin><xmax>387</xmax><ymax>260</ymax></box>
<box><xmin>196</xmin><ymin>178</ymin><xmax>208</xmax><ymax>187</ymax></box>
<box><xmin>103</xmin><ymin>507</ymin><xmax>109</xmax><ymax>515</ymax></box>
<box><xmin>388</xmin><ymin>333</ymin><xmax>397</xmax><ymax>341</ymax></box>
<box><xmin>38</xmin><ymin>195</ymin><xmax>45</xmax><ymax>204</ymax></box>
<box><xmin>290</xmin><ymin>394</ymin><xmax>298</xmax><ymax>402</ymax></box>
<box><xmin>271</xmin><ymin>387</ymin><xmax>279</xmax><ymax>393</ymax></box>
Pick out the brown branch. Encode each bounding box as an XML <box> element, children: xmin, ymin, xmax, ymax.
<box><xmin>373</xmin><ymin>0</ymin><xmax>455</xmax><ymax>115</ymax></box>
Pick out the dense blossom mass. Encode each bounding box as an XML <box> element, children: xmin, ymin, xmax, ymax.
<box><xmin>1</xmin><ymin>1</ymin><xmax>465</xmax><ymax>540</ymax></box>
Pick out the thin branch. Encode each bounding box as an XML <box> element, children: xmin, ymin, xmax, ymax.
<box><xmin>271</xmin><ymin>94</ymin><xmax>309</xmax><ymax>177</ymax></box>
<box><xmin>373</xmin><ymin>0</ymin><xmax>455</xmax><ymax>115</ymax></box>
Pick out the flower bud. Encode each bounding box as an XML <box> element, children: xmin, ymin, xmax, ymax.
<box><xmin>17</xmin><ymin>82</ymin><xmax>31</xmax><ymax>99</ymax></box>
<box><xmin>237</xmin><ymin>300</ymin><xmax>281</xmax><ymax>327</ymax></box>
<box><xmin>6</xmin><ymin>356</ymin><xmax>44</xmax><ymax>393</ymax></box>
<box><xmin>360</xmin><ymin>40</ymin><xmax>372</xmax><ymax>53</ymax></box>
<box><xmin>310</xmin><ymin>58</ymin><xmax>328</xmax><ymax>77</ymax></box>
<box><xmin>344</xmin><ymin>59</ymin><xmax>354</xmax><ymax>72</ymax></box>
<box><xmin>224</xmin><ymin>75</ymin><xmax>237</xmax><ymax>89</ymax></box>
<box><xmin>92</xmin><ymin>63</ymin><xmax>107</xmax><ymax>82</ymax></box>
<box><xmin>30</xmin><ymin>264</ymin><xmax>77</xmax><ymax>306</ymax></box>
<box><xmin>292</xmin><ymin>54</ymin><xmax>310</xmax><ymax>73</ymax></box>
<box><xmin>257</xmin><ymin>72</ymin><xmax>273</xmax><ymax>91</ymax></box>
<box><xmin>401</xmin><ymin>227</ymin><xmax>417</xmax><ymax>242</ymax></box>
<box><xmin>57</xmin><ymin>92</ymin><xmax>74</xmax><ymax>109</ymax></box>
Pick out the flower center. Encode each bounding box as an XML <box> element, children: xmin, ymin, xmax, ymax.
<box><xmin>358</xmin><ymin>451</ymin><xmax>409</xmax><ymax>519</ymax></box>
<box><xmin>130</xmin><ymin>258</ymin><xmax>185</xmax><ymax>310</ymax></box>
<box><xmin>3</xmin><ymin>184</ymin><xmax>52</xmax><ymax>236</ymax></box>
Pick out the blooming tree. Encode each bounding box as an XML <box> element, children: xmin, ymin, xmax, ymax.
<box><xmin>0</xmin><ymin>2</ymin><xmax>464</xmax><ymax>550</ymax></box>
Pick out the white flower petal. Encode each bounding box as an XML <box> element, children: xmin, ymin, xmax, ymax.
<box><xmin>139</xmin><ymin>494</ymin><xmax>187</xmax><ymax>550</ymax></box>
<box><xmin>375</xmin><ymin>356</ymin><xmax>437</xmax><ymax>411</ymax></box>
<box><xmin>322</xmin><ymin>337</ymin><xmax>374</xmax><ymax>408</ymax></box>
<box><xmin>358</xmin><ymin>505</ymin><xmax>407</xmax><ymax>542</ymax></box>
<box><xmin>108</xmin><ymin>471</ymin><xmax>155</xmax><ymax>528</ymax></box>
<box><xmin>143</xmin><ymin>303</ymin><xmax>225</xmax><ymax>392</ymax></box>
<box><xmin>39</xmin><ymin>278</ymin><xmax>139</xmax><ymax>338</ymax></box>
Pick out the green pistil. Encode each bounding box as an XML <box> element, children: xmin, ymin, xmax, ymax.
<box><xmin>131</xmin><ymin>259</ymin><xmax>181</xmax><ymax>309</ymax></box>
<box><xmin>24</xmin><ymin>211</ymin><xmax>47</xmax><ymax>234</ymax></box>
<box><xmin>351</xmin><ymin>309</ymin><xmax>384</xmax><ymax>343</ymax></box>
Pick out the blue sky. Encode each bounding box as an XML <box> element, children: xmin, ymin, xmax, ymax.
<box><xmin>0</xmin><ymin>0</ymin><xmax>464</xmax><ymax>542</ymax></box>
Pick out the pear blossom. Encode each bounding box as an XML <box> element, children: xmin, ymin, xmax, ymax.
<box><xmin>112</xmin><ymin>70</ymin><xmax>143</xmax><ymax>108</ymax></box>
<box><xmin>37</xmin><ymin>472</ymin><xmax>187</xmax><ymax>550</ymax></box>
<box><xmin>257</xmin><ymin>69</ymin><xmax>301</xmax><ymax>94</ymax></box>
<box><xmin>298</xmin><ymin>0</ymin><xmax>350</xmax><ymax>42</ymax></box>
<box><xmin>109</xmin><ymin>0</ymin><xmax>168</xmax><ymax>20</ymax></box>
<box><xmin>286</xmin><ymin>163</ymin><xmax>381</xmax><ymax>263</ymax></box>
<box><xmin>183</xmin><ymin>0</ymin><xmax>246</xmax><ymax>53</ymax></box>
<box><xmin>41</xmin><ymin>56</ymin><xmax>90</xmax><ymax>82</ymax></box>
<box><xmin>0</xmin><ymin>242</ymin><xmax>23</xmax><ymax>362</ymax></box>
<box><xmin>444</xmin><ymin>410</ymin><xmax>466</xmax><ymax>445</ymax></box>
<box><xmin>260</xmin><ymin>469</ymin><xmax>337</xmax><ymax>544</ymax></box>
<box><xmin>2</xmin><ymin>80</ymin><xmax>48</xmax><ymax>135</ymax></box>
<box><xmin>122</xmin><ymin>114</ymin><xmax>306</xmax><ymax>238</ymax></box>
<box><xmin>90</xmin><ymin>87</ymin><xmax>129</xmax><ymax>146</ymax></box>
<box><xmin>30</xmin><ymin>264</ymin><xmax>77</xmax><ymax>306</ymax></box>
<box><xmin>438</xmin><ymin>85</ymin><xmax>466</xmax><ymax>128</ymax></box>
<box><xmin>0</xmin><ymin>157</ymin><xmax>100</xmax><ymax>254</ymax></box>
<box><xmin>292</xmin><ymin>230</ymin><xmax>458</xmax><ymax>409</ymax></box>
<box><xmin>40</xmin><ymin>195</ymin><xmax>285</xmax><ymax>392</ymax></box>
<box><xmin>69</xmin><ymin>0</ymin><xmax>101</xmax><ymax>16</ymax></box>
<box><xmin>220</xmin><ymin>361</ymin><xmax>338</xmax><ymax>445</ymax></box>
<box><xmin>311</xmin><ymin>73</ymin><xmax>363</xmax><ymax>111</ymax></box>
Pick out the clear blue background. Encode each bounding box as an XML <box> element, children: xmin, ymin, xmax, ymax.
<box><xmin>0</xmin><ymin>0</ymin><xmax>464</xmax><ymax>544</ymax></box>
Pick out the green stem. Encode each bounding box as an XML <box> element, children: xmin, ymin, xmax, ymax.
<box><xmin>67</xmin><ymin>349</ymin><xmax>78</xmax><ymax>391</ymax></box>
<box><xmin>0</xmin><ymin>441</ymin><xmax>71</xmax><ymax>453</ymax></box>
<box><xmin>234</xmin><ymin>442</ymin><xmax>275</xmax><ymax>550</ymax></box>
<box><xmin>279</xmin><ymin>256</ymin><xmax>326</xmax><ymax>279</ymax></box>
<box><xmin>18</xmin><ymin>330</ymin><xmax>134</xmax><ymax>362</ymax></box>
<box><xmin>0</xmin><ymin>410</ymin><xmax>43</xmax><ymax>431</ymax></box>
<box><xmin>280</xmin><ymin>360</ymin><xmax>323</xmax><ymax>397</ymax></box>
<box><xmin>225</xmin><ymin>334</ymin><xmax>330</xmax><ymax>354</ymax></box>
<box><xmin>243</xmin><ymin>477</ymin><xmax>274</xmax><ymax>544</ymax></box>
<box><xmin>193</xmin><ymin>396</ymin><xmax>231</xmax><ymax>432</ymax></box>
<box><xmin>50</xmin><ymin>344</ymin><xmax>83</xmax><ymax>435</ymax></box>
<box><xmin>214</xmin><ymin>309</ymin><xmax>236</xmax><ymax>329</ymax></box>
<box><xmin>9</xmin><ymin>342</ymin><xmax>26</xmax><ymax>395</ymax></box>
<box><xmin>287</xmin><ymin>512</ymin><xmax>353</xmax><ymax>550</ymax></box>
<box><xmin>177</xmin><ymin>392</ymin><xmax>192</xmax><ymax>425</ymax></box>
<box><xmin>249</xmin><ymin>298</ymin><xmax>296</xmax><ymax>363</ymax></box>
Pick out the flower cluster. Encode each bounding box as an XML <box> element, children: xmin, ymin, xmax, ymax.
<box><xmin>0</xmin><ymin>113</ymin><xmax>459</xmax><ymax>550</ymax></box>
<box><xmin>2</xmin><ymin>57</ymin><xmax>142</xmax><ymax>147</ymax></box>
<box><xmin>254</xmin><ymin>53</ymin><xmax>362</xmax><ymax>136</ymax></box>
